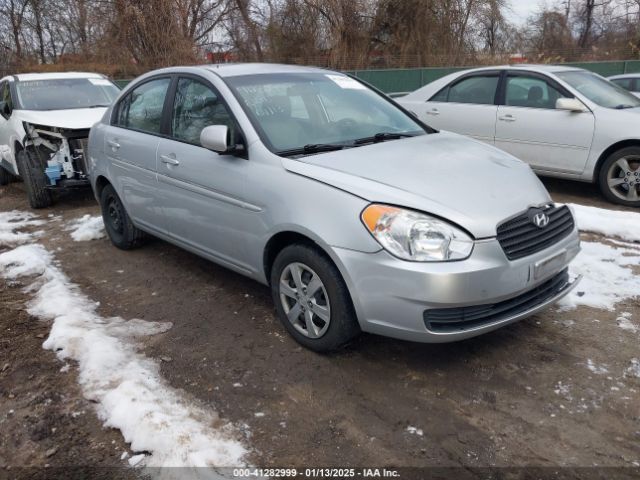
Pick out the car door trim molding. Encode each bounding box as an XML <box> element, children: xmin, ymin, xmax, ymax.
<box><xmin>157</xmin><ymin>173</ymin><xmax>262</xmax><ymax>212</ymax></box>
<box><xmin>497</xmin><ymin>137</ymin><xmax>589</xmax><ymax>150</ymax></box>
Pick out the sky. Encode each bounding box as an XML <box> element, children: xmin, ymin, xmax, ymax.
<box><xmin>506</xmin><ymin>0</ymin><xmax>547</xmax><ymax>25</ymax></box>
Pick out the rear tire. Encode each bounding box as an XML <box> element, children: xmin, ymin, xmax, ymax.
<box><xmin>598</xmin><ymin>147</ymin><xmax>640</xmax><ymax>207</ymax></box>
<box><xmin>99</xmin><ymin>184</ymin><xmax>147</xmax><ymax>250</ymax></box>
<box><xmin>270</xmin><ymin>244</ymin><xmax>360</xmax><ymax>352</ymax></box>
<box><xmin>16</xmin><ymin>149</ymin><xmax>53</xmax><ymax>209</ymax></box>
<box><xmin>0</xmin><ymin>166</ymin><xmax>11</xmax><ymax>186</ymax></box>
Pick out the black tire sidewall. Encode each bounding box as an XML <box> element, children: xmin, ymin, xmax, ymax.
<box><xmin>270</xmin><ymin>244</ymin><xmax>360</xmax><ymax>352</ymax></box>
<box><xmin>0</xmin><ymin>166</ymin><xmax>10</xmax><ymax>185</ymax></box>
<box><xmin>99</xmin><ymin>184</ymin><xmax>142</xmax><ymax>249</ymax></box>
<box><xmin>17</xmin><ymin>149</ymin><xmax>53</xmax><ymax>209</ymax></box>
<box><xmin>598</xmin><ymin>147</ymin><xmax>640</xmax><ymax>207</ymax></box>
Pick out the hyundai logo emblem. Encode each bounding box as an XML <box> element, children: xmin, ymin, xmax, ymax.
<box><xmin>532</xmin><ymin>211</ymin><xmax>550</xmax><ymax>228</ymax></box>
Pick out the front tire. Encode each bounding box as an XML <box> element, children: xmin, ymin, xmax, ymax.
<box><xmin>99</xmin><ymin>184</ymin><xmax>147</xmax><ymax>250</ymax></box>
<box><xmin>0</xmin><ymin>166</ymin><xmax>11</xmax><ymax>186</ymax></box>
<box><xmin>598</xmin><ymin>147</ymin><xmax>640</xmax><ymax>206</ymax></box>
<box><xmin>270</xmin><ymin>244</ymin><xmax>360</xmax><ymax>352</ymax></box>
<box><xmin>16</xmin><ymin>149</ymin><xmax>53</xmax><ymax>209</ymax></box>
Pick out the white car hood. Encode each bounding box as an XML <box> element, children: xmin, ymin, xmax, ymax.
<box><xmin>16</xmin><ymin>108</ymin><xmax>107</xmax><ymax>130</ymax></box>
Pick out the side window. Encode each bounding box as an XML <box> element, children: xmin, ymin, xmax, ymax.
<box><xmin>446</xmin><ymin>75</ymin><xmax>499</xmax><ymax>105</ymax></box>
<box><xmin>115</xmin><ymin>77</ymin><xmax>171</xmax><ymax>134</ymax></box>
<box><xmin>429</xmin><ymin>86</ymin><xmax>448</xmax><ymax>102</ymax></box>
<box><xmin>611</xmin><ymin>78</ymin><xmax>633</xmax><ymax>91</ymax></box>
<box><xmin>171</xmin><ymin>77</ymin><xmax>235</xmax><ymax>145</ymax></box>
<box><xmin>505</xmin><ymin>75</ymin><xmax>567</xmax><ymax>109</ymax></box>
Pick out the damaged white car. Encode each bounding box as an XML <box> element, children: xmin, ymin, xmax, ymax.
<box><xmin>0</xmin><ymin>72</ymin><xmax>119</xmax><ymax>208</ymax></box>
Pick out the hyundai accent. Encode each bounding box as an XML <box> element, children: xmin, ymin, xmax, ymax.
<box><xmin>87</xmin><ymin>64</ymin><xmax>581</xmax><ymax>351</ymax></box>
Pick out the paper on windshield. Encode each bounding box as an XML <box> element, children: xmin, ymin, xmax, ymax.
<box><xmin>325</xmin><ymin>74</ymin><xmax>367</xmax><ymax>90</ymax></box>
<box><xmin>89</xmin><ymin>78</ymin><xmax>113</xmax><ymax>86</ymax></box>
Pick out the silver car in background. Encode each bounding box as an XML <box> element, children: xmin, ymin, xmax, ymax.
<box><xmin>398</xmin><ymin>65</ymin><xmax>640</xmax><ymax>206</ymax></box>
<box><xmin>87</xmin><ymin>64</ymin><xmax>580</xmax><ymax>352</ymax></box>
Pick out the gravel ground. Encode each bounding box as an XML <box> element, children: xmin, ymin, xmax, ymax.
<box><xmin>0</xmin><ymin>177</ymin><xmax>638</xmax><ymax>478</ymax></box>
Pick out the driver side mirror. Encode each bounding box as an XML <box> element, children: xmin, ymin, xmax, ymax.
<box><xmin>200</xmin><ymin>125</ymin><xmax>231</xmax><ymax>153</ymax></box>
<box><xmin>556</xmin><ymin>97</ymin><xmax>589</xmax><ymax>113</ymax></box>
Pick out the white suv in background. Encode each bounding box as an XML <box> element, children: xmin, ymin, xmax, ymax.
<box><xmin>398</xmin><ymin>65</ymin><xmax>640</xmax><ymax>206</ymax></box>
<box><xmin>0</xmin><ymin>72</ymin><xmax>119</xmax><ymax>208</ymax></box>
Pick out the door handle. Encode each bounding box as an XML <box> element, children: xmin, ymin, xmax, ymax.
<box><xmin>426</xmin><ymin>108</ymin><xmax>440</xmax><ymax>116</ymax></box>
<box><xmin>160</xmin><ymin>154</ymin><xmax>180</xmax><ymax>166</ymax></box>
<box><xmin>107</xmin><ymin>139</ymin><xmax>120</xmax><ymax>149</ymax></box>
<box><xmin>498</xmin><ymin>114</ymin><xmax>516</xmax><ymax>122</ymax></box>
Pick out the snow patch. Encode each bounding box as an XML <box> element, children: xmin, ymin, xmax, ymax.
<box><xmin>585</xmin><ymin>359</ymin><xmax>609</xmax><ymax>375</ymax></box>
<box><xmin>65</xmin><ymin>214</ymin><xmax>106</xmax><ymax>242</ymax></box>
<box><xmin>570</xmin><ymin>203</ymin><xmax>640</xmax><ymax>242</ymax></box>
<box><xmin>406</xmin><ymin>426</ymin><xmax>423</xmax><ymax>436</ymax></box>
<box><xmin>0</xmin><ymin>211</ymin><xmax>45</xmax><ymax>247</ymax></box>
<box><xmin>617</xmin><ymin>313</ymin><xmax>638</xmax><ymax>334</ymax></box>
<box><xmin>625</xmin><ymin>359</ymin><xmax>640</xmax><ymax>379</ymax></box>
<box><xmin>0</xmin><ymin>243</ymin><xmax>248</xmax><ymax>468</ymax></box>
<box><xmin>559</xmin><ymin>241</ymin><xmax>640</xmax><ymax>310</ymax></box>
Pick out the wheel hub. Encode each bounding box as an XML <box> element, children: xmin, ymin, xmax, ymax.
<box><xmin>279</xmin><ymin>262</ymin><xmax>331</xmax><ymax>339</ymax></box>
<box><xmin>607</xmin><ymin>156</ymin><xmax>640</xmax><ymax>201</ymax></box>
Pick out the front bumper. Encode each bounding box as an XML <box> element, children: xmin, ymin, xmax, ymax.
<box><xmin>332</xmin><ymin>226</ymin><xmax>581</xmax><ymax>343</ymax></box>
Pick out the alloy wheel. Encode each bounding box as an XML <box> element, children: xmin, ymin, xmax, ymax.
<box><xmin>279</xmin><ymin>262</ymin><xmax>331</xmax><ymax>339</ymax></box>
<box><xmin>607</xmin><ymin>155</ymin><xmax>640</xmax><ymax>202</ymax></box>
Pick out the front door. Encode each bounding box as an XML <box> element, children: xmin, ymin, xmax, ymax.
<box><xmin>156</xmin><ymin>76</ymin><xmax>253</xmax><ymax>273</ymax></box>
<box><xmin>494</xmin><ymin>73</ymin><xmax>595</xmax><ymax>174</ymax></box>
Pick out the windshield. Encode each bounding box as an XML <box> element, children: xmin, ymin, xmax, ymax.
<box><xmin>16</xmin><ymin>78</ymin><xmax>120</xmax><ymax>111</ymax></box>
<box><xmin>225</xmin><ymin>72</ymin><xmax>426</xmax><ymax>154</ymax></box>
<box><xmin>556</xmin><ymin>71</ymin><xmax>640</xmax><ymax>109</ymax></box>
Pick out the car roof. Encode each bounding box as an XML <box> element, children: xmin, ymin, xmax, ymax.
<box><xmin>608</xmin><ymin>73</ymin><xmax>640</xmax><ymax>79</ymax></box>
<box><xmin>454</xmin><ymin>64</ymin><xmax>584</xmax><ymax>75</ymax></box>
<box><xmin>1</xmin><ymin>71</ymin><xmax>106</xmax><ymax>82</ymax></box>
<box><xmin>153</xmin><ymin>63</ymin><xmax>332</xmax><ymax>78</ymax></box>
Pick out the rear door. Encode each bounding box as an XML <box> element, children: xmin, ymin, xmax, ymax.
<box><xmin>104</xmin><ymin>76</ymin><xmax>172</xmax><ymax>232</ymax></box>
<box><xmin>494</xmin><ymin>72</ymin><xmax>595</xmax><ymax>174</ymax></box>
<box><xmin>155</xmin><ymin>75</ymin><xmax>253</xmax><ymax>272</ymax></box>
<box><xmin>422</xmin><ymin>72</ymin><xmax>500</xmax><ymax>144</ymax></box>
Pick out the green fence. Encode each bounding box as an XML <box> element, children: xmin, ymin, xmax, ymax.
<box><xmin>349</xmin><ymin>59</ymin><xmax>640</xmax><ymax>94</ymax></box>
<box><xmin>113</xmin><ymin>59</ymin><xmax>640</xmax><ymax>94</ymax></box>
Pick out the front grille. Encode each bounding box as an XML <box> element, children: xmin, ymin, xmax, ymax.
<box><xmin>424</xmin><ymin>268</ymin><xmax>569</xmax><ymax>333</ymax></box>
<box><xmin>497</xmin><ymin>205</ymin><xmax>574</xmax><ymax>260</ymax></box>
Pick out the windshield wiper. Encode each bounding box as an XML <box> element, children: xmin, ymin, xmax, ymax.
<box><xmin>614</xmin><ymin>104</ymin><xmax>635</xmax><ymax>109</ymax></box>
<box><xmin>353</xmin><ymin>132</ymin><xmax>416</xmax><ymax>145</ymax></box>
<box><xmin>277</xmin><ymin>143</ymin><xmax>346</xmax><ymax>157</ymax></box>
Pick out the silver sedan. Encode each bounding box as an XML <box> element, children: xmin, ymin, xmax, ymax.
<box><xmin>398</xmin><ymin>65</ymin><xmax>640</xmax><ymax>206</ymax></box>
<box><xmin>87</xmin><ymin>64</ymin><xmax>580</xmax><ymax>351</ymax></box>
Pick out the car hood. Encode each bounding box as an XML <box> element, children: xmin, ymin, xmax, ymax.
<box><xmin>282</xmin><ymin>132</ymin><xmax>552</xmax><ymax>238</ymax></box>
<box><xmin>15</xmin><ymin>108</ymin><xmax>107</xmax><ymax>130</ymax></box>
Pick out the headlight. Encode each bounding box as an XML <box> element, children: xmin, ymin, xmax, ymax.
<box><xmin>361</xmin><ymin>204</ymin><xmax>474</xmax><ymax>261</ymax></box>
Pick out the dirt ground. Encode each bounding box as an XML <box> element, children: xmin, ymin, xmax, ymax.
<box><xmin>0</xmin><ymin>177</ymin><xmax>639</xmax><ymax>478</ymax></box>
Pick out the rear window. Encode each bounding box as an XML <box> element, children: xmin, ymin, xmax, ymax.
<box><xmin>431</xmin><ymin>75</ymin><xmax>499</xmax><ymax>105</ymax></box>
